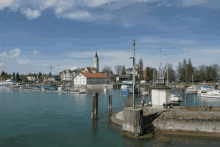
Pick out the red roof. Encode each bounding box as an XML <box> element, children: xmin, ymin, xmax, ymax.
<box><xmin>81</xmin><ymin>67</ymin><xmax>96</xmax><ymax>71</ymax></box>
<box><xmin>82</xmin><ymin>73</ymin><xmax>108</xmax><ymax>78</ymax></box>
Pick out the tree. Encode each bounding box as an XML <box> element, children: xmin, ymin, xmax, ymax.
<box><xmin>138</xmin><ymin>58</ymin><xmax>144</xmax><ymax>81</ymax></box>
<box><xmin>121</xmin><ymin>66</ymin><xmax>126</xmax><ymax>75</ymax></box>
<box><xmin>49</xmin><ymin>72</ymin><xmax>52</xmax><ymax>76</ymax></box>
<box><xmin>187</xmin><ymin>58</ymin><xmax>194</xmax><ymax>83</ymax></box>
<box><xmin>16</xmin><ymin>72</ymin><xmax>20</xmax><ymax>82</ymax></box>
<box><xmin>101</xmin><ymin>65</ymin><xmax>113</xmax><ymax>76</ymax></box>
<box><xmin>114</xmin><ymin>65</ymin><xmax>123</xmax><ymax>75</ymax></box>
<box><xmin>164</xmin><ymin>63</ymin><xmax>176</xmax><ymax>83</ymax></box>
<box><xmin>198</xmin><ymin>65</ymin><xmax>206</xmax><ymax>82</ymax></box>
<box><xmin>13</xmin><ymin>72</ymin><xmax>15</xmax><ymax>81</ymax></box>
<box><xmin>38</xmin><ymin>72</ymin><xmax>42</xmax><ymax>79</ymax></box>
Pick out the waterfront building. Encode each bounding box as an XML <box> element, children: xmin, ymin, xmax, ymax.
<box><xmin>59</xmin><ymin>70</ymin><xmax>76</xmax><ymax>82</ymax></box>
<box><xmin>116</xmin><ymin>75</ymin><xmax>130</xmax><ymax>84</ymax></box>
<box><xmin>27</xmin><ymin>76</ymin><xmax>36</xmax><ymax>82</ymax></box>
<box><xmin>74</xmin><ymin>73</ymin><xmax>109</xmax><ymax>86</ymax></box>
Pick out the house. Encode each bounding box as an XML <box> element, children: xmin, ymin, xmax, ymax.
<box><xmin>80</xmin><ymin>67</ymin><xmax>97</xmax><ymax>73</ymax></box>
<box><xmin>27</xmin><ymin>76</ymin><xmax>36</xmax><ymax>82</ymax></box>
<box><xmin>126</xmin><ymin>68</ymin><xmax>138</xmax><ymax>76</ymax></box>
<box><xmin>116</xmin><ymin>75</ymin><xmax>130</xmax><ymax>84</ymax></box>
<box><xmin>74</xmin><ymin>73</ymin><xmax>109</xmax><ymax>86</ymax></box>
<box><xmin>59</xmin><ymin>70</ymin><xmax>76</xmax><ymax>82</ymax></box>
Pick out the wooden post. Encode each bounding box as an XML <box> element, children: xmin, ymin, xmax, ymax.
<box><xmin>185</xmin><ymin>92</ymin><xmax>186</xmax><ymax>106</ymax></box>
<box><xmin>108</xmin><ymin>95</ymin><xmax>112</xmax><ymax>116</ymax></box>
<box><xmin>194</xmin><ymin>93</ymin><xmax>195</xmax><ymax>105</ymax></box>
<box><xmin>91</xmin><ymin>95</ymin><xmax>95</xmax><ymax>119</ymax></box>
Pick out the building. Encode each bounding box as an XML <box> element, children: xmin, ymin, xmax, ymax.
<box><xmin>126</xmin><ymin>68</ymin><xmax>138</xmax><ymax>76</ymax></box>
<box><xmin>80</xmin><ymin>67</ymin><xmax>97</xmax><ymax>73</ymax></box>
<box><xmin>94</xmin><ymin>51</ymin><xmax>99</xmax><ymax>72</ymax></box>
<box><xmin>59</xmin><ymin>70</ymin><xmax>76</xmax><ymax>82</ymax></box>
<box><xmin>74</xmin><ymin>73</ymin><xmax>109</xmax><ymax>86</ymax></box>
<box><xmin>116</xmin><ymin>75</ymin><xmax>130</xmax><ymax>84</ymax></box>
<box><xmin>27</xmin><ymin>76</ymin><xmax>36</xmax><ymax>82</ymax></box>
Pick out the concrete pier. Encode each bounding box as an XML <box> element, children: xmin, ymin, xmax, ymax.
<box><xmin>122</xmin><ymin>107</ymin><xmax>144</xmax><ymax>136</ymax></box>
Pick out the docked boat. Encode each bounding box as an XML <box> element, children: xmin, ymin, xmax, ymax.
<box><xmin>41</xmin><ymin>85</ymin><xmax>50</xmax><ymax>91</ymax></box>
<box><xmin>34</xmin><ymin>85</ymin><xmax>42</xmax><ymax>91</ymax></box>
<box><xmin>142</xmin><ymin>91</ymin><xmax>148</xmax><ymax>96</ymax></box>
<box><xmin>185</xmin><ymin>86</ymin><xmax>198</xmax><ymax>93</ymax></box>
<box><xmin>104</xmin><ymin>87</ymin><xmax>109</xmax><ymax>92</ymax></box>
<box><xmin>170</xmin><ymin>93</ymin><xmax>182</xmax><ymax>102</ymax></box>
<box><xmin>0</xmin><ymin>79</ymin><xmax>14</xmax><ymax>86</ymax></box>
<box><xmin>121</xmin><ymin>84</ymin><xmax>129</xmax><ymax>90</ymax></box>
<box><xmin>70</xmin><ymin>88</ymin><xmax>79</xmax><ymax>92</ymax></box>
<box><xmin>201</xmin><ymin>89</ymin><xmax>220</xmax><ymax>98</ymax></box>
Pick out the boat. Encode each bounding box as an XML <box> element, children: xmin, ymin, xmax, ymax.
<box><xmin>170</xmin><ymin>93</ymin><xmax>182</xmax><ymax>102</ymax></box>
<box><xmin>49</xmin><ymin>84</ymin><xmax>58</xmax><ymax>91</ymax></box>
<box><xmin>34</xmin><ymin>85</ymin><xmax>42</xmax><ymax>91</ymax></box>
<box><xmin>201</xmin><ymin>89</ymin><xmax>220</xmax><ymax>98</ymax></box>
<box><xmin>0</xmin><ymin>79</ymin><xmax>14</xmax><ymax>86</ymax></box>
<box><xmin>104</xmin><ymin>87</ymin><xmax>109</xmax><ymax>92</ymax></box>
<box><xmin>185</xmin><ymin>86</ymin><xmax>198</xmax><ymax>93</ymax></box>
<box><xmin>70</xmin><ymin>88</ymin><xmax>79</xmax><ymax>92</ymax></box>
<box><xmin>121</xmin><ymin>84</ymin><xmax>129</xmax><ymax>90</ymax></box>
<box><xmin>201</xmin><ymin>85</ymin><xmax>213</xmax><ymax>91</ymax></box>
<box><xmin>41</xmin><ymin>85</ymin><xmax>50</xmax><ymax>91</ymax></box>
<box><xmin>142</xmin><ymin>91</ymin><xmax>148</xmax><ymax>96</ymax></box>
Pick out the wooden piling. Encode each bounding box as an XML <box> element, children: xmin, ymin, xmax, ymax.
<box><xmin>91</xmin><ymin>92</ymin><xmax>98</xmax><ymax>119</ymax></box>
<box><xmin>108</xmin><ymin>95</ymin><xmax>112</xmax><ymax>116</ymax></box>
<box><xmin>185</xmin><ymin>92</ymin><xmax>186</xmax><ymax>106</ymax></box>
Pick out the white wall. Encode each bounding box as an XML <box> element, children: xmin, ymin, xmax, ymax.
<box><xmin>152</xmin><ymin>89</ymin><xmax>171</xmax><ymax>106</ymax></box>
<box><xmin>74</xmin><ymin>74</ymin><xmax>87</xmax><ymax>85</ymax></box>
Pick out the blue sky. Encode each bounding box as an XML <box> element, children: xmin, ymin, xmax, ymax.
<box><xmin>1</xmin><ymin>0</ymin><xmax>220</xmax><ymax>75</ymax></box>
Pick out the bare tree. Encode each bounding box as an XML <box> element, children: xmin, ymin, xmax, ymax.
<box><xmin>101</xmin><ymin>65</ymin><xmax>113</xmax><ymax>76</ymax></box>
<box><xmin>138</xmin><ymin>58</ymin><xmax>143</xmax><ymax>81</ymax></box>
<box><xmin>114</xmin><ymin>65</ymin><xmax>123</xmax><ymax>75</ymax></box>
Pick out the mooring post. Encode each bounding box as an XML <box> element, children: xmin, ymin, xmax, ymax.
<box><xmin>108</xmin><ymin>95</ymin><xmax>112</xmax><ymax>116</ymax></box>
<box><xmin>185</xmin><ymin>92</ymin><xmax>186</xmax><ymax>106</ymax></box>
<box><xmin>91</xmin><ymin>92</ymin><xmax>98</xmax><ymax>119</ymax></box>
<box><xmin>91</xmin><ymin>95</ymin><xmax>95</xmax><ymax>119</ymax></box>
<box><xmin>194</xmin><ymin>93</ymin><xmax>195</xmax><ymax>105</ymax></box>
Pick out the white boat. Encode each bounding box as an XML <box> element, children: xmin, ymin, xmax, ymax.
<box><xmin>0</xmin><ymin>79</ymin><xmax>14</xmax><ymax>86</ymax></box>
<box><xmin>170</xmin><ymin>93</ymin><xmax>182</xmax><ymax>102</ymax></box>
<box><xmin>185</xmin><ymin>86</ymin><xmax>198</xmax><ymax>93</ymax></box>
<box><xmin>142</xmin><ymin>91</ymin><xmax>148</xmax><ymax>96</ymax></box>
<box><xmin>201</xmin><ymin>89</ymin><xmax>220</xmax><ymax>98</ymax></box>
<box><xmin>104</xmin><ymin>87</ymin><xmax>109</xmax><ymax>92</ymax></box>
<box><xmin>121</xmin><ymin>84</ymin><xmax>129</xmax><ymax>90</ymax></box>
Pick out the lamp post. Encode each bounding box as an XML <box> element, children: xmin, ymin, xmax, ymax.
<box><xmin>129</xmin><ymin>39</ymin><xmax>136</xmax><ymax>109</ymax></box>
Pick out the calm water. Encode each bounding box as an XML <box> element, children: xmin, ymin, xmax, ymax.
<box><xmin>0</xmin><ymin>86</ymin><xmax>220</xmax><ymax>147</ymax></box>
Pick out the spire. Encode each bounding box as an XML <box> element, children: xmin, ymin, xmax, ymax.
<box><xmin>95</xmin><ymin>51</ymin><xmax>98</xmax><ymax>58</ymax></box>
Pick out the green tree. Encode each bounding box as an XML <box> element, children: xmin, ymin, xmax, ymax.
<box><xmin>121</xmin><ymin>66</ymin><xmax>126</xmax><ymax>75</ymax></box>
<box><xmin>13</xmin><ymin>72</ymin><xmax>15</xmax><ymax>81</ymax></box>
<box><xmin>49</xmin><ymin>72</ymin><xmax>52</xmax><ymax>76</ymax></box>
<box><xmin>16</xmin><ymin>72</ymin><xmax>20</xmax><ymax>82</ymax></box>
<box><xmin>138</xmin><ymin>58</ymin><xmax>144</xmax><ymax>81</ymax></box>
<box><xmin>164</xmin><ymin>63</ymin><xmax>176</xmax><ymax>83</ymax></box>
<box><xmin>187</xmin><ymin>58</ymin><xmax>194</xmax><ymax>83</ymax></box>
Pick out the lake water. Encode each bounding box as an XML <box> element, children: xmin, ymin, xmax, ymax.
<box><xmin>0</xmin><ymin>86</ymin><xmax>220</xmax><ymax>147</ymax></box>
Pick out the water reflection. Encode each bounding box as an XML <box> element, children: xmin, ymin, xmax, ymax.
<box><xmin>91</xmin><ymin>118</ymin><xmax>98</xmax><ymax>135</ymax></box>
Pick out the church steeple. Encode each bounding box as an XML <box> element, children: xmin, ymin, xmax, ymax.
<box><xmin>94</xmin><ymin>51</ymin><xmax>99</xmax><ymax>73</ymax></box>
<box><xmin>95</xmin><ymin>51</ymin><xmax>98</xmax><ymax>58</ymax></box>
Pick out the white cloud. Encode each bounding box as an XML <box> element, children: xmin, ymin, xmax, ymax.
<box><xmin>22</xmin><ymin>8</ymin><xmax>41</xmax><ymax>19</ymax></box>
<box><xmin>203</xmin><ymin>49</ymin><xmax>220</xmax><ymax>54</ymax></box>
<box><xmin>18</xmin><ymin>60</ymin><xmax>30</xmax><ymax>64</ymax></box>
<box><xmin>84</xmin><ymin>0</ymin><xmax>114</xmax><ymax>7</ymax></box>
<box><xmin>9</xmin><ymin>48</ymin><xmax>20</xmax><ymax>57</ymax></box>
<box><xmin>71</xmin><ymin>66</ymin><xmax>77</xmax><ymax>70</ymax></box>
<box><xmin>0</xmin><ymin>0</ymin><xmax>13</xmax><ymax>10</ymax></box>
<box><xmin>183</xmin><ymin>0</ymin><xmax>208</xmax><ymax>6</ymax></box>
<box><xmin>40</xmin><ymin>0</ymin><xmax>56</xmax><ymax>10</ymax></box>
<box><xmin>0</xmin><ymin>52</ymin><xmax>7</xmax><ymax>56</ymax></box>
<box><xmin>66</xmin><ymin>11</ymin><xmax>92</xmax><ymax>19</ymax></box>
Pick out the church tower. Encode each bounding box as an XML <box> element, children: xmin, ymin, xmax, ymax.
<box><xmin>94</xmin><ymin>51</ymin><xmax>99</xmax><ymax>73</ymax></box>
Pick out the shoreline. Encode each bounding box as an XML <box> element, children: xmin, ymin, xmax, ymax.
<box><xmin>110</xmin><ymin>106</ymin><xmax>220</xmax><ymax>138</ymax></box>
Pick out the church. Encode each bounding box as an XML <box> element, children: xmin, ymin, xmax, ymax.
<box><xmin>80</xmin><ymin>51</ymin><xmax>99</xmax><ymax>73</ymax></box>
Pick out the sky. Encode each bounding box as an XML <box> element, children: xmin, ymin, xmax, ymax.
<box><xmin>1</xmin><ymin>0</ymin><xmax>220</xmax><ymax>75</ymax></box>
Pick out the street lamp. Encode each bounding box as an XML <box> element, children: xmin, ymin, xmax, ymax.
<box><xmin>129</xmin><ymin>39</ymin><xmax>136</xmax><ymax>109</ymax></box>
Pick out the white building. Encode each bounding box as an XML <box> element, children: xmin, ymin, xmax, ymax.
<box><xmin>80</xmin><ymin>67</ymin><xmax>97</xmax><ymax>73</ymax></box>
<box><xmin>27</xmin><ymin>76</ymin><xmax>36</xmax><ymax>82</ymax></box>
<box><xmin>59</xmin><ymin>70</ymin><xmax>76</xmax><ymax>82</ymax></box>
<box><xmin>74</xmin><ymin>73</ymin><xmax>109</xmax><ymax>86</ymax></box>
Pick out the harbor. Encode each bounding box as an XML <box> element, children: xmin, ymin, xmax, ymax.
<box><xmin>1</xmin><ymin>85</ymin><xmax>220</xmax><ymax>146</ymax></box>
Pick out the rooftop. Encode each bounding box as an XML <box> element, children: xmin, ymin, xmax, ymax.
<box><xmin>82</xmin><ymin>73</ymin><xmax>108</xmax><ymax>78</ymax></box>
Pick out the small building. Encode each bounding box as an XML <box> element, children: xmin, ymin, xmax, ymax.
<box><xmin>151</xmin><ymin>66</ymin><xmax>171</xmax><ymax>106</ymax></box>
<box><xmin>74</xmin><ymin>73</ymin><xmax>109</xmax><ymax>86</ymax></box>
